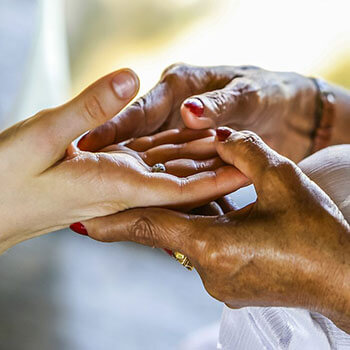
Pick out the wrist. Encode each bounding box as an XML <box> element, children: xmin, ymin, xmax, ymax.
<box><xmin>303</xmin><ymin>222</ymin><xmax>350</xmax><ymax>333</ymax></box>
<box><xmin>313</xmin><ymin>260</ymin><xmax>350</xmax><ymax>333</ymax></box>
<box><xmin>284</xmin><ymin>72</ymin><xmax>317</xmax><ymax>135</ymax></box>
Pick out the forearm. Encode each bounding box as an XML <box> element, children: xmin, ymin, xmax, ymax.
<box><xmin>287</xmin><ymin>75</ymin><xmax>350</xmax><ymax>142</ymax></box>
<box><xmin>315</xmin><ymin>236</ymin><xmax>350</xmax><ymax>334</ymax></box>
<box><xmin>298</xmin><ymin>144</ymin><xmax>350</xmax><ymax>333</ymax></box>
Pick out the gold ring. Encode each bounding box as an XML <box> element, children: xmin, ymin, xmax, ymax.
<box><xmin>173</xmin><ymin>251</ymin><xmax>194</xmax><ymax>271</ymax></box>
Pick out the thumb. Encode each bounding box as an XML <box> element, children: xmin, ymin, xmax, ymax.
<box><xmin>180</xmin><ymin>77</ymin><xmax>260</xmax><ymax>130</ymax></box>
<box><xmin>215</xmin><ymin>127</ymin><xmax>293</xmax><ymax>200</ymax></box>
<box><xmin>19</xmin><ymin>69</ymin><xmax>139</xmax><ymax>172</ymax></box>
<box><xmin>78</xmin><ymin>208</ymin><xmax>199</xmax><ymax>257</ymax></box>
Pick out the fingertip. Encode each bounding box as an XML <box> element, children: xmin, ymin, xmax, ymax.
<box><xmin>77</xmin><ymin>133</ymin><xmax>89</xmax><ymax>150</ymax></box>
<box><xmin>183</xmin><ymin>98</ymin><xmax>204</xmax><ymax>117</ymax></box>
<box><xmin>111</xmin><ymin>68</ymin><xmax>140</xmax><ymax>100</ymax></box>
<box><xmin>181</xmin><ymin>103</ymin><xmax>215</xmax><ymax>129</ymax></box>
<box><xmin>215</xmin><ymin>127</ymin><xmax>234</xmax><ymax>142</ymax></box>
<box><xmin>77</xmin><ymin>131</ymin><xmax>101</xmax><ymax>151</ymax></box>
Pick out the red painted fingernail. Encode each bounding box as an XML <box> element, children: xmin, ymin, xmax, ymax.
<box><xmin>163</xmin><ymin>248</ymin><xmax>174</xmax><ymax>257</ymax></box>
<box><xmin>216</xmin><ymin>128</ymin><xmax>232</xmax><ymax>142</ymax></box>
<box><xmin>70</xmin><ymin>222</ymin><xmax>88</xmax><ymax>236</ymax></box>
<box><xmin>77</xmin><ymin>134</ymin><xmax>88</xmax><ymax>150</ymax></box>
<box><xmin>184</xmin><ymin>98</ymin><xmax>204</xmax><ymax>117</ymax></box>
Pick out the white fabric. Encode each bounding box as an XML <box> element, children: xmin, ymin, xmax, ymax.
<box><xmin>218</xmin><ymin>145</ymin><xmax>350</xmax><ymax>350</ymax></box>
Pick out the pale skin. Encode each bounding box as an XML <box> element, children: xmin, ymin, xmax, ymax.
<box><xmin>0</xmin><ymin>69</ymin><xmax>246</xmax><ymax>254</ymax></box>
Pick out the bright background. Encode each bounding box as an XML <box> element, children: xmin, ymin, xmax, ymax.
<box><xmin>66</xmin><ymin>0</ymin><xmax>350</xmax><ymax>96</ymax></box>
<box><xmin>0</xmin><ymin>1</ymin><xmax>349</xmax><ymax>350</ymax></box>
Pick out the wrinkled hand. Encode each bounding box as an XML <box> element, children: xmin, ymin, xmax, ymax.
<box><xmin>78</xmin><ymin>64</ymin><xmax>317</xmax><ymax>161</ymax></box>
<box><xmin>0</xmin><ymin>69</ymin><xmax>246</xmax><ymax>253</ymax></box>
<box><xmin>83</xmin><ymin>127</ymin><xmax>350</xmax><ymax>333</ymax></box>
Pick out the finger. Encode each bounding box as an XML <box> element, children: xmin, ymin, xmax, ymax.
<box><xmin>83</xmin><ymin>208</ymin><xmax>201</xmax><ymax>257</ymax></box>
<box><xmin>138</xmin><ymin>165</ymin><xmax>249</xmax><ymax>210</ymax></box>
<box><xmin>15</xmin><ymin>69</ymin><xmax>139</xmax><ymax>172</ymax></box>
<box><xmin>215</xmin><ymin>127</ymin><xmax>293</xmax><ymax>200</ymax></box>
<box><xmin>164</xmin><ymin>157</ymin><xmax>224</xmax><ymax>177</ymax></box>
<box><xmin>181</xmin><ymin>77</ymin><xmax>262</xmax><ymax>129</ymax></box>
<box><xmin>141</xmin><ymin>136</ymin><xmax>217</xmax><ymax>165</ymax></box>
<box><xmin>78</xmin><ymin>64</ymin><xmax>237</xmax><ymax>151</ymax></box>
<box><xmin>126</xmin><ymin>128</ymin><xmax>215</xmax><ymax>152</ymax></box>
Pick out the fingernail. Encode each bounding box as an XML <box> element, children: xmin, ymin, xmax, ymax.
<box><xmin>77</xmin><ymin>134</ymin><xmax>87</xmax><ymax>149</ymax></box>
<box><xmin>112</xmin><ymin>70</ymin><xmax>138</xmax><ymax>99</ymax></box>
<box><xmin>70</xmin><ymin>222</ymin><xmax>88</xmax><ymax>236</ymax></box>
<box><xmin>184</xmin><ymin>98</ymin><xmax>204</xmax><ymax>117</ymax></box>
<box><xmin>163</xmin><ymin>248</ymin><xmax>174</xmax><ymax>257</ymax></box>
<box><xmin>216</xmin><ymin>127</ymin><xmax>232</xmax><ymax>142</ymax></box>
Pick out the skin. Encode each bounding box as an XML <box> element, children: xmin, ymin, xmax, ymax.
<box><xmin>78</xmin><ymin>64</ymin><xmax>350</xmax><ymax>162</ymax></box>
<box><xmin>2</xmin><ymin>63</ymin><xmax>349</xmax><ymax>334</ymax></box>
<box><xmin>83</xmin><ymin>128</ymin><xmax>350</xmax><ymax>334</ymax></box>
<box><xmin>76</xmin><ymin>64</ymin><xmax>350</xmax><ymax>332</ymax></box>
<box><xmin>0</xmin><ymin>70</ymin><xmax>246</xmax><ymax>254</ymax></box>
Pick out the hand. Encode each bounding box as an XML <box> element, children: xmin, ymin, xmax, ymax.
<box><xmin>82</xmin><ymin>127</ymin><xmax>350</xmax><ymax>333</ymax></box>
<box><xmin>78</xmin><ymin>64</ymin><xmax>317</xmax><ymax>161</ymax></box>
<box><xmin>0</xmin><ymin>70</ymin><xmax>246</xmax><ymax>253</ymax></box>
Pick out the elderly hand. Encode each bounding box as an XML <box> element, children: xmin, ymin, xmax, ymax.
<box><xmin>78</xmin><ymin>64</ymin><xmax>317</xmax><ymax>161</ymax></box>
<box><xmin>0</xmin><ymin>69</ymin><xmax>246</xmax><ymax>253</ymax></box>
<box><xmin>82</xmin><ymin>127</ymin><xmax>350</xmax><ymax>334</ymax></box>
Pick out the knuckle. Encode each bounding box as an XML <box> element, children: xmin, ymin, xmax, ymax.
<box><xmin>193</xmin><ymin>232</ymin><xmax>223</xmax><ymax>271</ymax></box>
<box><xmin>128</xmin><ymin>216</ymin><xmax>157</xmax><ymax>247</ymax></box>
<box><xmin>129</xmin><ymin>97</ymin><xmax>148</xmax><ymax>132</ymax></box>
<box><xmin>193</xmin><ymin>160</ymin><xmax>208</xmax><ymax>172</ymax></box>
<box><xmin>130</xmin><ymin>96</ymin><xmax>146</xmax><ymax>111</ymax></box>
<box><xmin>161</xmin><ymin>63</ymin><xmax>197</xmax><ymax>93</ymax></box>
<box><xmin>161</xmin><ymin>62</ymin><xmax>188</xmax><ymax>80</ymax></box>
<box><xmin>83</xmin><ymin>94</ymin><xmax>108</xmax><ymax>125</ymax></box>
<box><xmin>22</xmin><ymin>107</ymin><xmax>62</xmax><ymax>156</ymax></box>
<box><xmin>231</xmin><ymin>130</ymin><xmax>261</xmax><ymax>153</ymax></box>
<box><xmin>265</xmin><ymin>158</ymin><xmax>295</xmax><ymax>192</ymax></box>
<box><xmin>231</xmin><ymin>78</ymin><xmax>262</xmax><ymax>117</ymax></box>
<box><xmin>206</xmin><ymin>90</ymin><xmax>231</xmax><ymax>116</ymax></box>
<box><xmin>266</xmin><ymin>158</ymin><xmax>294</xmax><ymax>177</ymax></box>
<box><xmin>177</xmin><ymin>177</ymin><xmax>191</xmax><ymax>195</ymax></box>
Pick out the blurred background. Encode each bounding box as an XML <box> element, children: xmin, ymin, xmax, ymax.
<box><xmin>0</xmin><ymin>0</ymin><xmax>349</xmax><ymax>349</ymax></box>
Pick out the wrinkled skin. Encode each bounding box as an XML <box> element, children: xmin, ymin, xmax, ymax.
<box><xmin>79</xmin><ymin>64</ymin><xmax>317</xmax><ymax>162</ymax></box>
<box><xmin>83</xmin><ymin>129</ymin><xmax>350</xmax><ymax>334</ymax></box>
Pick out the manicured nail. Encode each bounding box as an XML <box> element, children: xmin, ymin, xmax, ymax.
<box><xmin>184</xmin><ymin>98</ymin><xmax>204</xmax><ymax>117</ymax></box>
<box><xmin>163</xmin><ymin>248</ymin><xmax>174</xmax><ymax>257</ymax></box>
<box><xmin>112</xmin><ymin>70</ymin><xmax>139</xmax><ymax>99</ymax></box>
<box><xmin>70</xmin><ymin>222</ymin><xmax>88</xmax><ymax>236</ymax></box>
<box><xmin>216</xmin><ymin>127</ymin><xmax>232</xmax><ymax>142</ymax></box>
<box><xmin>77</xmin><ymin>134</ymin><xmax>88</xmax><ymax>149</ymax></box>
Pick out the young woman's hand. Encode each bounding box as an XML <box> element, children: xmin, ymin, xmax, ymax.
<box><xmin>0</xmin><ymin>71</ymin><xmax>246</xmax><ymax>253</ymax></box>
